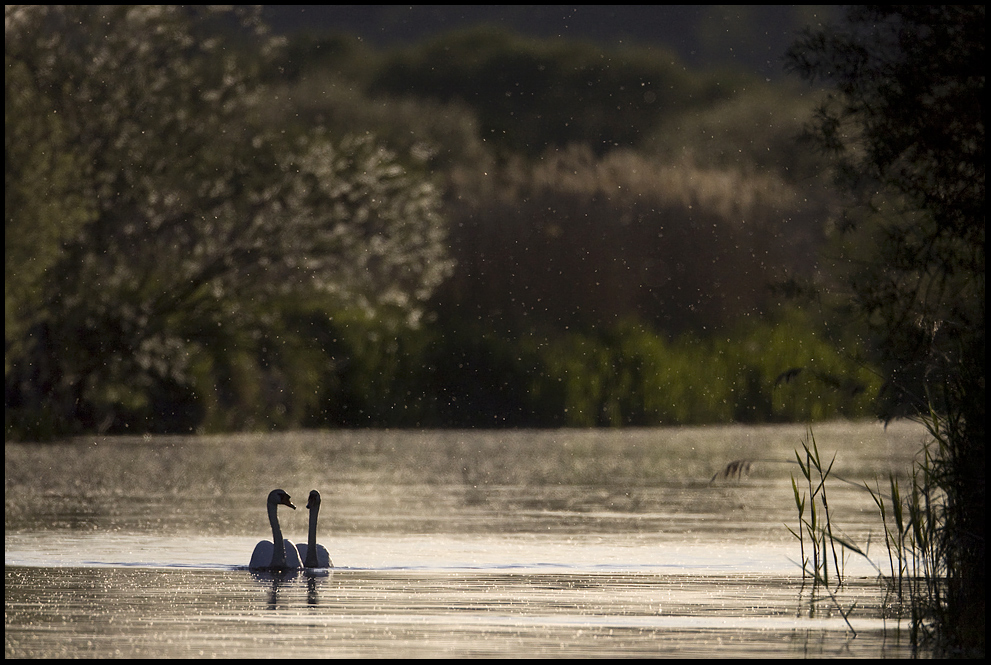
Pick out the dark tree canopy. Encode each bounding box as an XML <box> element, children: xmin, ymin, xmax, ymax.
<box><xmin>787</xmin><ymin>5</ymin><xmax>984</xmax><ymax>424</ymax></box>
<box><xmin>787</xmin><ymin>5</ymin><xmax>984</xmax><ymax>654</ymax></box>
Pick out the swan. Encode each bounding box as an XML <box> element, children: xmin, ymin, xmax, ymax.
<box><xmin>295</xmin><ymin>489</ymin><xmax>333</xmax><ymax>568</ymax></box>
<box><xmin>249</xmin><ymin>489</ymin><xmax>303</xmax><ymax>570</ymax></box>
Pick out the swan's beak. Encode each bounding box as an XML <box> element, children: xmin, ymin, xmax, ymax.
<box><xmin>280</xmin><ymin>496</ymin><xmax>296</xmax><ymax>509</ymax></box>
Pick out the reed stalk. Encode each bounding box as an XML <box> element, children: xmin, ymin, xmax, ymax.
<box><xmin>714</xmin><ymin>417</ymin><xmax>962</xmax><ymax>649</ymax></box>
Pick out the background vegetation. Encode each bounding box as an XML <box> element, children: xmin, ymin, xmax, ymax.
<box><xmin>7</xmin><ymin>6</ymin><xmax>981</xmax><ymax>655</ymax></box>
<box><xmin>1</xmin><ymin>6</ymin><xmax>911</xmax><ymax>440</ymax></box>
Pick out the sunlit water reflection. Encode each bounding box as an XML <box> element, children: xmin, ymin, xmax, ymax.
<box><xmin>6</xmin><ymin>421</ymin><xmax>929</xmax><ymax>657</ymax></box>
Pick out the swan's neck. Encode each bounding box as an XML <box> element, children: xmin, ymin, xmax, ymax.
<box><xmin>305</xmin><ymin>504</ymin><xmax>320</xmax><ymax>567</ymax></box>
<box><xmin>307</xmin><ymin>505</ymin><xmax>319</xmax><ymax>548</ymax></box>
<box><xmin>268</xmin><ymin>500</ymin><xmax>286</xmax><ymax>567</ymax></box>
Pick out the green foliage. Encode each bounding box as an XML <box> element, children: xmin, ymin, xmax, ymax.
<box><xmin>313</xmin><ymin>308</ymin><xmax>440</xmax><ymax>428</ymax></box>
<box><xmin>4</xmin><ymin>6</ymin><xmax>452</xmax><ymax>439</ymax></box>
<box><xmin>290</xmin><ymin>310</ymin><xmax>876</xmax><ymax>430</ymax></box>
<box><xmin>6</xmin><ymin>8</ymin><xmax>899</xmax><ymax>441</ymax></box>
<box><xmin>4</xmin><ymin>57</ymin><xmax>95</xmax><ymax>376</ymax></box>
<box><xmin>534</xmin><ymin>314</ymin><xmax>878</xmax><ymax>427</ymax></box>
<box><xmin>395</xmin><ymin>314</ymin><xmax>877</xmax><ymax>428</ymax></box>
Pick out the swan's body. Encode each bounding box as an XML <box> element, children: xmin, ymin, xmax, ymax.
<box><xmin>249</xmin><ymin>489</ymin><xmax>303</xmax><ymax>570</ymax></box>
<box><xmin>296</xmin><ymin>489</ymin><xmax>333</xmax><ymax>568</ymax></box>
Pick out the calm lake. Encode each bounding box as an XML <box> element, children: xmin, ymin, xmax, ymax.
<box><xmin>6</xmin><ymin>420</ymin><xmax>930</xmax><ymax>658</ymax></box>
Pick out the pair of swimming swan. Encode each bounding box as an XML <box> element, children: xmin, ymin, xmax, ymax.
<box><xmin>249</xmin><ymin>489</ymin><xmax>333</xmax><ymax>570</ymax></box>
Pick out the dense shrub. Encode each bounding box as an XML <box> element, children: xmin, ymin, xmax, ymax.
<box><xmin>306</xmin><ymin>312</ymin><xmax>878</xmax><ymax>429</ymax></box>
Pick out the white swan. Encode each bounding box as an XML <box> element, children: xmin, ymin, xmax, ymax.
<box><xmin>249</xmin><ymin>489</ymin><xmax>303</xmax><ymax>570</ymax></box>
<box><xmin>295</xmin><ymin>489</ymin><xmax>333</xmax><ymax>568</ymax></box>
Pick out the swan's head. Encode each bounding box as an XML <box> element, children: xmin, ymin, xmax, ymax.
<box><xmin>268</xmin><ymin>488</ymin><xmax>296</xmax><ymax>510</ymax></box>
<box><xmin>306</xmin><ymin>489</ymin><xmax>321</xmax><ymax>510</ymax></box>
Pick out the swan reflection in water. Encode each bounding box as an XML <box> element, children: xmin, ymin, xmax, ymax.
<box><xmin>249</xmin><ymin>566</ymin><xmax>331</xmax><ymax>608</ymax></box>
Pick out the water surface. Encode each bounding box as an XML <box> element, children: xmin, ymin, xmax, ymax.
<box><xmin>6</xmin><ymin>421</ymin><xmax>929</xmax><ymax>657</ymax></box>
